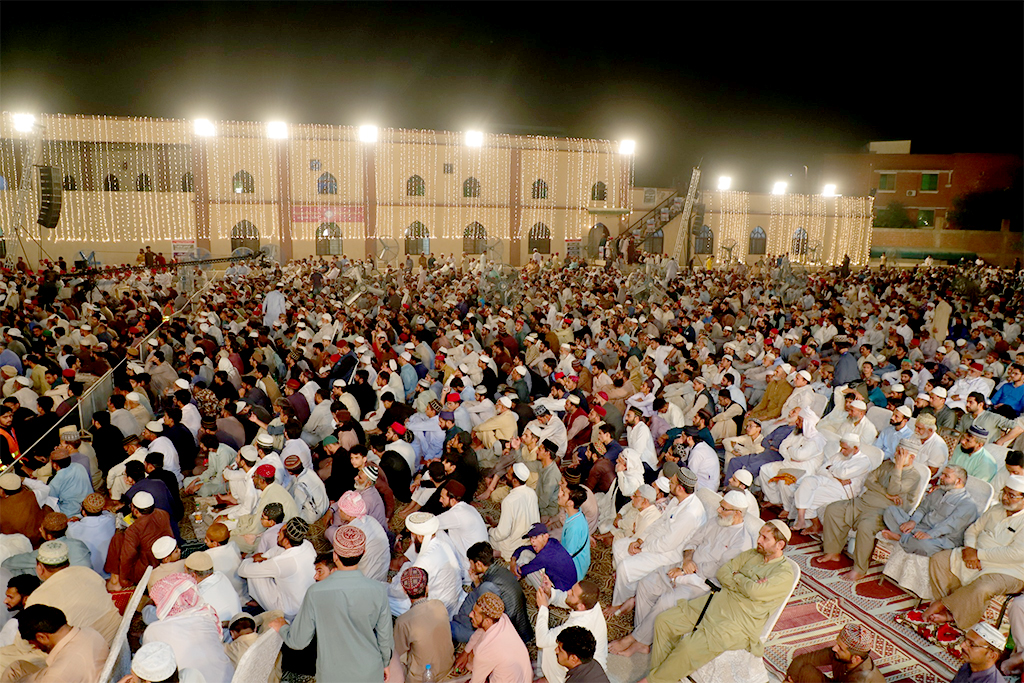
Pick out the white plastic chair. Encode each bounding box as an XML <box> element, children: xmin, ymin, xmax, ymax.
<box><xmin>230</xmin><ymin>628</ymin><xmax>283</xmax><ymax>683</ymax></box>
<box><xmin>965</xmin><ymin>476</ymin><xmax>994</xmax><ymax>512</ymax></box>
<box><xmin>810</xmin><ymin>394</ymin><xmax>828</xmax><ymax>419</ymax></box>
<box><xmin>98</xmin><ymin>565</ymin><xmax>153</xmax><ymax>683</ymax></box>
<box><xmin>866</xmin><ymin>406</ymin><xmax>892</xmax><ymax>434</ymax></box>
<box><xmin>686</xmin><ymin>558</ymin><xmax>800</xmax><ymax>683</ymax></box>
<box><xmin>694</xmin><ymin>487</ymin><xmax>722</xmax><ymax>519</ymax></box>
<box><xmin>985</xmin><ymin>443</ymin><xmax>1009</xmax><ymax>470</ymax></box>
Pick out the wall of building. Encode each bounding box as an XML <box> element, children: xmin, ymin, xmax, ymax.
<box><xmin>871</xmin><ymin>223</ymin><xmax>1022</xmax><ymax>265</ymax></box>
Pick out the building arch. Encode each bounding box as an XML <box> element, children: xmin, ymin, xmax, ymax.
<box><xmin>405</xmin><ymin>221</ymin><xmax>430</xmax><ymax>255</ymax></box>
<box><xmin>528</xmin><ymin>222</ymin><xmax>551</xmax><ymax>254</ymax></box>
<box><xmin>463</xmin><ymin>177</ymin><xmax>481</xmax><ymax>198</ymax></box>
<box><xmin>532</xmin><ymin>179</ymin><xmax>548</xmax><ymax>200</ymax></box>
<box><xmin>591</xmin><ymin>181</ymin><xmax>607</xmax><ymax>201</ymax></box>
<box><xmin>749</xmin><ymin>226</ymin><xmax>767</xmax><ymax>255</ymax></box>
<box><xmin>317</xmin><ymin>172</ymin><xmax>337</xmax><ymax>195</ymax></box>
<box><xmin>316</xmin><ymin>222</ymin><xmax>343</xmax><ymax>255</ymax></box>
<box><xmin>230</xmin><ymin>220</ymin><xmax>260</xmax><ymax>252</ymax></box>
<box><xmin>695</xmin><ymin>225</ymin><xmax>714</xmax><ymax>254</ymax></box>
<box><xmin>232</xmin><ymin>170</ymin><xmax>255</xmax><ymax>194</ymax></box>
<box><xmin>792</xmin><ymin>227</ymin><xmax>808</xmax><ymax>255</ymax></box>
<box><xmin>406</xmin><ymin>175</ymin><xmax>425</xmax><ymax>197</ymax></box>
<box><xmin>464</xmin><ymin>222</ymin><xmax>487</xmax><ymax>254</ymax></box>
<box><xmin>104</xmin><ymin>174</ymin><xmax>120</xmax><ymax>192</ymax></box>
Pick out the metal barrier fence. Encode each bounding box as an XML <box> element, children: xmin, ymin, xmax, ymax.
<box><xmin>0</xmin><ymin>270</ymin><xmax>226</xmax><ymax>474</ymax></box>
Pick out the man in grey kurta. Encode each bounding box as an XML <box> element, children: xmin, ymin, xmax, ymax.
<box><xmin>270</xmin><ymin>525</ymin><xmax>393</xmax><ymax>682</ymax></box>
<box><xmin>881</xmin><ymin>464</ymin><xmax>979</xmax><ymax>555</ymax></box>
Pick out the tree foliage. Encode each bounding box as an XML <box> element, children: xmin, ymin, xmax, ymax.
<box><xmin>873</xmin><ymin>201</ymin><xmax>915</xmax><ymax>229</ymax></box>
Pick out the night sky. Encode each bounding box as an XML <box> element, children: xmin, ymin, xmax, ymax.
<box><xmin>2</xmin><ymin>2</ymin><xmax>1021</xmax><ymax>189</ymax></box>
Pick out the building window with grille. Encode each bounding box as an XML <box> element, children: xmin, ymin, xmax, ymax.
<box><xmin>532</xmin><ymin>179</ymin><xmax>548</xmax><ymax>199</ymax></box>
<box><xmin>920</xmin><ymin>173</ymin><xmax>939</xmax><ymax>191</ymax></box>
<box><xmin>104</xmin><ymin>174</ymin><xmax>120</xmax><ymax>192</ymax></box>
<box><xmin>181</xmin><ymin>172</ymin><xmax>194</xmax><ymax>192</ymax></box>
<box><xmin>463</xmin><ymin>177</ymin><xmax>481</xmax><ymax>198</ymax></box>
<box><xmin>230</xmin><ymin>220</ymin><xmax>260</xmax><ymax>252</ymax></box>
<box><xmin>62</xmin><ymin>175</ymin><xmax>77</xmax><ymax>191</ymax></box>
<box><xmin>317</xmin><ymin>172</ymin><xmax>338</xmax><ymax>195</ymax></box>
<box><xmin>792</xmin><ymin>227</ymin><xmax>808</xmax><ymax>255</ymax></box>
<box><xmin>644</xmin><ymin>229</ymin><xmax>664</xmax><ymax>254</ymax></box>
<box><xmin>528</xmin><ymin>223</ymin><xmax>551</xmax><ymax>254</ymax></box>
<box><xmin>316</xmin><ymin>222</ymin><xmax>344</xmax><ymax>255</ymax></box>
<box><xmin>695</xmin><ymin>225</ymin><xmax>714</xmax><ymax>254</ymax></box>
<box><xmin>591</xmin><ymin>181</ymin><xmax>607</xmax><ymax>201</ymax></box>
<box><xmin>136</xmin><ymin>173</ymin><xmax>153</xmax><ymax>192</ymax></box>
<box><xmin>749</xmin><ymin>226</ymin><xmax>767</xmax><ymax>255</ymax></box>
<box><xmin>878</xmin><ymin>173</ymin><xmax>896</xmax><ymax>191</ymax></box>
<box><xmin>407</xmin><ymin>175</ymin><xmax>425</xmax><ymax>196</ymax></box>
<box><xmin>464</xmin><ymin>222</ymin><xmax>487</xmax><ymax>254</ymax></box>
<box><xmin>233</xmin><ymin>170</ymin><xmax>255</xmax><ymax>194</ymax></box>
<box><xmin>405</xmin><ymin>221</ymin><xmax>430</xmax><ymax>255</ymax></box>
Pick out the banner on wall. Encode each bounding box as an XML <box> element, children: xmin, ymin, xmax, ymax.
<box><xmin>291</xmin><ymin>205</ymin><xmax>366</xmax><ymax>223</ymax></box>
<box><xmin>171</xmin><ymin>239</ymin><xmax>196</xmax><ymax>261</ymax></box>
<box><xmin>643</xmin><ymin>187</ymin><xmax>657</xmax><ymax>204</ymax></box>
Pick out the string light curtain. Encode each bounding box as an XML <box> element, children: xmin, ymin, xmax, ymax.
<box><xmin>831</xmin><ymin>195</ymin><xmax>873</xmax><ymax>265</ymax></box>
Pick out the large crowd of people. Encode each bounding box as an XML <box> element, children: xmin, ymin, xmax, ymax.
<box><xmin>0</xmin><ymin>249</ymin><xmax>1022</xmax><ymax>683</ymax></box>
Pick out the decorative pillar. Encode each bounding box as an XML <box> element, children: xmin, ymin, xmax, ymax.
<box><xmin>362</xmin><ymin>142</ymin><xmax>377</xmax><ymax>259</ymax></box>
<box><xmin>80</xmin><ymin>143</ymin><xmax>95</xmax><ymax>192</ymax></box>
<box><xmin>155</xmin><ymin>145</ymin><xmax>171</xmax><ymax>192</ymax></box>
<box><xmin>191</xmin><ymin>136</ymin><xmax>211</xmax><ymax>252</ymax></box>
<box><xmin>275</xmin><ymin>141</ymin><xmax>293</xmax><ymax>262</ymax></box>
<box><xmin>509</xmin><ymin>148</ymin><xmax>522</xmax><ymax>266</ymax></box>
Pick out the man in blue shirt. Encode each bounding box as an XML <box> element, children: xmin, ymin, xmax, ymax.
<box><xmin>990</xmin><ymin>363</ymin><xmax>1024</xmax><ymax>417</ymax></box>
<box><xmin>46</xmin><ymin>449</ymin><xmax>92</xmax><ymax>517</ymax></box>
<box><xmin>877</xmin><ymin>405</ymin><xmax>914</xmax><ymax>461</ymax></box>
<box><xmin>511</xmin><ymin>523</ymin><xmax>577</xmax><ymax>591</ymax></box>
<box><xmin>951</xmin><ymin>621</ymin><xmax>1007</xmax><ymax>683</ymax></box>
<box><xmin>559</xmin><ymin>484</ymin><xmax>591</xmax><ymax>581</ymax></box>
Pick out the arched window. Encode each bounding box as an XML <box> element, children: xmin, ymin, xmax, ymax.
<box><xmin>104</xmin><ymin>174</ymin><xmax>120</xmax><ymax>192</ymax></box>
<box><xmin>316</xmin><ymin>222</ymin><xmax>343</xmax><ymax>256</ymax></box>
<box><xmin>749</xmin><ymin>226</ymin><xmax>767</xmax><ymax>255</ymax></box>
<box><xmin>406</xmin><ymin>175</ymin><xmax>425</xmax><ymax>197</ymax></box>
<box><xmin>464</xmin><ymin>222</ymin><xmax>487</xmax><ymax>254</ymax></box>
<box><xmin>591</xmin><ymin>181</ymin><xmax>607</xmax><ymax>201</ymax></box>
<box><xmin>528</xmin><ymin>223</ymin><xmax>551</xmax><ymax>254</ymax></box>
<box><xmin>644</xmin><ymin>229</ymin><xmax>664</xmax><ymax>255</ymax></box>
<box><xmin>532</xmin><ymin>179</ymin><xmax>548</xmax><ymax>200</ymax></box>
<box><xmin>695</xmin><ymin>225</ymin><xmax>714</xmax><ymax>254</ymax></box>
<box><xmin>136</xmin><ymin>173</ymin><xmax>153</xmax><ymax>192</ymax></box>
<box><xmin>792</xmin><ymin>227</ymin><xmax>808</xmax><ymax>255</ymax></box>
<box><xmin>317</xmin><ymin>172</ymin><xmax>337</xmax><ymax>195</ymax></box>
<box><xmin>181</xmin><ymin>172</ymin><xmax>194</xmax><ymax>193</ymax></box>
<box><xmin>405</xmin><ymin>221</ymin><xmax>430</xmax><ymax>256</ymax></box>
<box><xmin>62</xmin><ymin>175</ymin><xmax>77</xmax><ymax>191</ymax></box>
<box><xmin>230</xmin><ymin>220</ymin><xmax>260</xmax><ymax>252</ymax></box>
<box><xmin>0</xmin><ymin>176</ymin><xmax>7</xmax><ymax>191</ymax></box>
<box><xmin>232</xmin><ymin>170</ymin><xmax>255</xmax><ymax>194</ymax></box>
<box><xmin>463</xmin><ymin>177</ymin><xmax>481</xmax><ymax>198</ymax></box>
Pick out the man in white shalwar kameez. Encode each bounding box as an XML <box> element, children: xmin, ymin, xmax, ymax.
<box><xmin>788</xmin><ymin>433</ymin><xmax>875</xmax><ymax>533</ymax></box>
<box><xmin>262</xmin><ymin>284</ymin><xmax>287</xmax><ymax>328</ymax></box>
<box><xmin>758</xmin><ymin>408</ymin><xmax>826</xmax><ymax>505</ymax></box>
<box><xmin>389</xmin><ymin>513</ymin><xmax>466</xmax><ymax>618</ymax></box>
<box><xmin>488</xmin><ymin>464</ymin><xmax>541</xmax><ymax>561</ymax></box>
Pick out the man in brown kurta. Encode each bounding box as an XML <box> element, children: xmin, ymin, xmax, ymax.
<box><xmin>392</xmin><ymin>567</ymin><xmax>454</xmax><ymax>683</ymax></box>
<box><xmin>0</xmin><ymin>472</ymin><xmax>48</xmax><ymax>546</ymax></box>
<box><xmin>784</xmin><ymin>624</ymin><xmax>885</xmax><ymax>683</ymax></box>
<box><xmin>103</xmin><ymin>491</ymin><xmax>173</xmax><ymax>589</ymax></box>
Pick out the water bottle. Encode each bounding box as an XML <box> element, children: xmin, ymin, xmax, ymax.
<box><xmin>422</xmin><ymin>663</ymin><xmax>435</xmax><ymax>682</ymax></box>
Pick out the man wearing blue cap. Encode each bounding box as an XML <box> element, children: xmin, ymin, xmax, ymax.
<box><xmin>949</xmin><ymin>425</ymin><xmax>999</xmax><ymax>482</ymax></box>
<box><xmin>510</xmin><ymin>523</ymin><xmax>577</xmax><ymax>591</ymax></box>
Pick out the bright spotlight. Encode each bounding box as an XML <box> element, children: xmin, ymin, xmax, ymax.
<box><xmin>772</xmin><ymin>181</ymin><xmax>788</xmax><ymax>195</ymax></box>
<box><xmin>465</xmin><ymin>130</ymin><xmax>484</xmax><ymax>147</ymax></box>
<box><xmin>358</xmin><ymin>125</ymin><xmax>378</xmax><ymax>143</ymax></box>
<box><xmin>12</xmin><ymin>114</ymin><xmax>35</xmax><ymax>132</ymax></box>
<box><xmin>267</xmin><ymin>121</ymin><xmax>288</xmax><ymax>139</ymax></box>
<box><xmin>718</xmin><ymin>176</ymin><xmax>732</xmax><ymax>190</ymax></box>
<box><xmin>194</xmin><ymin>119</ymin><xmax>215</xmax><ymax>137</ymax></box>
<box><xmin>822</xmin><ymin>184</ymin><xmax>837</xmax><ymax>196</ymax></box>
<box><xmin>619</xmin><ymin>139</ymin><xmax>636</xmax><ymax>155</ymax></box>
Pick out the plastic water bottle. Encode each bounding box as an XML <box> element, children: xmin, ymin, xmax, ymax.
<box><xmin>423</xmin><ymin>663</ymin><xmax>435</xmax><ymax>682</ymax></box>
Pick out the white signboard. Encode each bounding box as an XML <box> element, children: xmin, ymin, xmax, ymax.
<box><xmin>172</xmin><ymin>239</ymin><xmax>196</xmax><ymax>261</ymax></box>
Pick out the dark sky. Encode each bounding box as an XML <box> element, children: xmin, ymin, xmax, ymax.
<box><xmin>2</xmin><ymin>2</ymin><xmax>1021</xmax><ymax>190</ymax></box>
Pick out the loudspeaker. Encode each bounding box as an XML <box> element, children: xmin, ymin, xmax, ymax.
<box><xmin>37</xmin><ymin>166</ymin><xmax>62</xmax><ymax>229</ymax></box>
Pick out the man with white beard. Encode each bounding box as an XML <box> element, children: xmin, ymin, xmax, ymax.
<box><xmin>758</xmin><ymin>408</ymin><xmax>826</xmax><ymax>505</ymax></box>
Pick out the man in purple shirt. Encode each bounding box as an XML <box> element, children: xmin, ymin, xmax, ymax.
<box><xmin>510</xmin><ymin>523</ymin><xmax>577</xmax><ymax>591</ymax></box>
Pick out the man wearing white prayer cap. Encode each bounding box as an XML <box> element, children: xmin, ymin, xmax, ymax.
<box><xmin>816</xmin><ymin>392</ymin><xmax>878</xmax><ymax>446</ymax></box>
<box><xmin>131</xmin><ymin>640</ymin><xmax>202</xmax><ymax>683</ymax></box>
<box><xmin>952</xmin><ymin>621</ymin><xmax>1007</xmax><ymax>681</ymax></box>
<box><xmin>104</xmin><ymin>489</ymin><xmax>175</xmax><ymax>591</ymax></box>
<box><xmin>388</xmin><ymin>512</ymin><xmax>465</xmax><ymax>618</ymax></box>
<box><xmin>489</xmin><ymin>462</ymin><xmax>541</xmax><ymax>561</ymax></box>
<box><xmin>472</xmin><ymin>393</ymin><xmax>518</xmax><ymax>449</ymax></box>
<box><xmin>787</xmin><ymin>432</ymin><xmax>874</xmax><ymax>535</ymax></box>
<box><xmin>612</xmin><ymin>488</ymin><xmax>754</xmax><ymax>655</ymax></box>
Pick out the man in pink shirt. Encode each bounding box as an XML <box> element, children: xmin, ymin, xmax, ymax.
<box><xmin>453</xmin><ymin>592</ymin><xmax>532</xmax><ymax>683</ymax></box>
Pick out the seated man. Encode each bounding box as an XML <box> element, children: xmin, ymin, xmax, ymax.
<box><xmin>784</xmin><ymin>623</ymin><xmax>885</xmax><ymax>683</ymax></box>
<box><xmin>4</xmin><ymin>604</ymin><xmax>108</xmax><ymax>683</ymax></box>
<box><xmin>815</xmin><ymin>438</ymin><xmax>923</xmax><ymax>580</ymax></box>
<box><xmin>610</xmin><ymin>490</ymin><xmax>753</xmax><ymax>657</ymax></box>
<box><xmin>557</xmin><ymin>626</ymin><xmax>611</xmax><ymax>683</ymax></box>
<box><xmin>535</xmin><ymin>575</ymin><xmax>607</xmax><ymax>683</ymax></box>
<box><xmin>237</xmin><ymin>517</ymin><xmax>316</xmax><ymax>621</ymax></box>
<box><xmin>606</xmin><ymin>467</ymin><xmax>706</xmax><ymax>617</ymax></box>
<box><xmin>922</xmin><ymin>475</ymin><xmax>1024</xmax><ymax>629</ymax></box>
<box><xmin>181</xmin><ymin>551</ymin><xmax>242</xmax><ymax>625</ymax></box>
<box><xmin>880</xmin><ymin>464</ymin><xmax>979</xmax><ymax>556</ymax></box>
<box><xmin>510</xmin><ymin>522</ymin><xmax>577</xmax><ymax>592</ymax></box>
<box><xmin>722</xmin><ymin>419</ymin><xmax>764</xmax><ymax>477</ymax></box>
<box><xmin>452</xmin><ymin>541</ymin><xmax>532</xmax><ymax>645</ymax></box>
<box><xmin>104</xmin><ymin>491</ymin><xmax>173</xmax><ymax>590</ymax></box>
<box><xmin>816</xmin><ymin>396</ymin><xmax>878</xmax><ymax>446</ymax></box>
<box><xmin>758</xmin><ymin>408</ymin><xmax>826</xmax><ymax>506</ymax></box>
<box><xmin>949</xmin><ymin>425</ymin><xmax>999</xmax><ymax>483</ymax></box>
<box><xmin>786</xmin><ymin>433</ymin><xmax>873</xmax><ymax>534</ymax></box>
<box><xmin>638</xmin><ymin>521</ymin><xmax>796</xmax><ymax>683</ymax></box>
<box><xmin>390</xmin><ymin>512</ymin><xmax>465</xmax><ymax>617</ymax></box>
<box><xmin>598</xmin><ymin>484</ymin><xmax>661</xmax><ymax>544</ymax></box>
<box><xmin>392</xmin><ymin>567</ymin><xmax>455</xmax><ymax>683</ymax></box>
<box><xmin>453</xmin><ymin>592</ymin><xmax>532</xmax><ymax>682</ymax></box>
<box><xmin>2</xmin><ymin>512</ymin><xmax>92</xmax><ymax>577</ymax></box>
<box><xmin>952</xmin><ymin>622</ymin><xmax>1008</xmax><ymax>683</ymax></box>
<box><xmin>488</xmin><ymin>463</ymin><xmax>540</xmax><ymax>561</ymax></box>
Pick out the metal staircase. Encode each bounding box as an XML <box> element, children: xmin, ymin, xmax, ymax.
<box><xmin>672</xmin><ymin>167</ymin><xmax>701</xmax><ymax>262</ymax></box>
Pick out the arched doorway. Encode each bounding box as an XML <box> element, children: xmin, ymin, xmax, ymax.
<box><xmin>231</xmin><ymin>220</ymin><xmax>260</xmax><ymax>252</ymax></box>
<box><xmin>528</xmin><ymin>223</ymin><xmax>551</xmax><ymax>254</ymax></box>
<box><xmin>464</xmin><ymin>222</ymin><xmax>487</xmax><ymax>254</ymax></box>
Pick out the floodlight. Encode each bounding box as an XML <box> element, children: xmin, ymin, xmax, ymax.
<box><xmin>12</xmin><ymin>114</ymin><xmax>35</xmax><ymax>132</ymax></box>
<box><xmin>772</xmin><ymin>181</ymin><xmax>788</xmax><ymax>195</ymax></box>
<box><xmin>619</xmin><ymin>139</ymin><xmax>636</xmax><ymax>155</ymax></box>
<box><xmin>194</xmin><ymin>119</ymin><xmax>215</xmax><ymax>137</ymax></box>
<box><xmin>267</xmin><ymin>121</ymin><xmax>288</xmax><ymax>139</ymax></box>
<box><xmin>822</xmin><ymin>184</ymin><xmax>837</xmax><ymax>196</ymax></box>
<box><xmin>718</xmin><ymin>176</ymin><xmax>732</xmax><ymax>190</ymax></box>
<box><xmin>358</xmin><ymin>125</ymin><xmax>378</xmax><ymax>143</ymax></box>
<box><xmin>465</xmin><ymin>130</ymin><xmax>484</xmax><ymax>147</ymax></box>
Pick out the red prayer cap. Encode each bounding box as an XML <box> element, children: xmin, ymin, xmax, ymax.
<box><xmin>597</xmin><ymin>391</ymin><xmax>609</xmax><ymax>400</ymax></box>
<box><xmin>255</xmin><ymin>464</ymin><xmax>275</xmax><ymax>479</ymax></box>
<box><xmin>446</xmin><ymin>392</ymin><xmax>461</xmax><ymax>403</ymax></box>
<box><xmin>286</xmin><ymin>379</ymin><xmax>301</xmax><ymax>389</ymax></box>
<box><xmin>391</xmin><ymin>422</ymin><xmax>406</xmax><ymax>435</ymax></box>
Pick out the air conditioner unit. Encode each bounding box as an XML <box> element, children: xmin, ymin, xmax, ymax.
<box><xmin>906</xmin><ymin>190</ymin><xmax>917</xmax><ymax>197</ymax></box>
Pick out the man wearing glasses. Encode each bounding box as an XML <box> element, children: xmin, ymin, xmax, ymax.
<box><xmin>952</xmin><ymin>622</ymin><xmax>1007</xmax><ymax>683</ymax></box>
